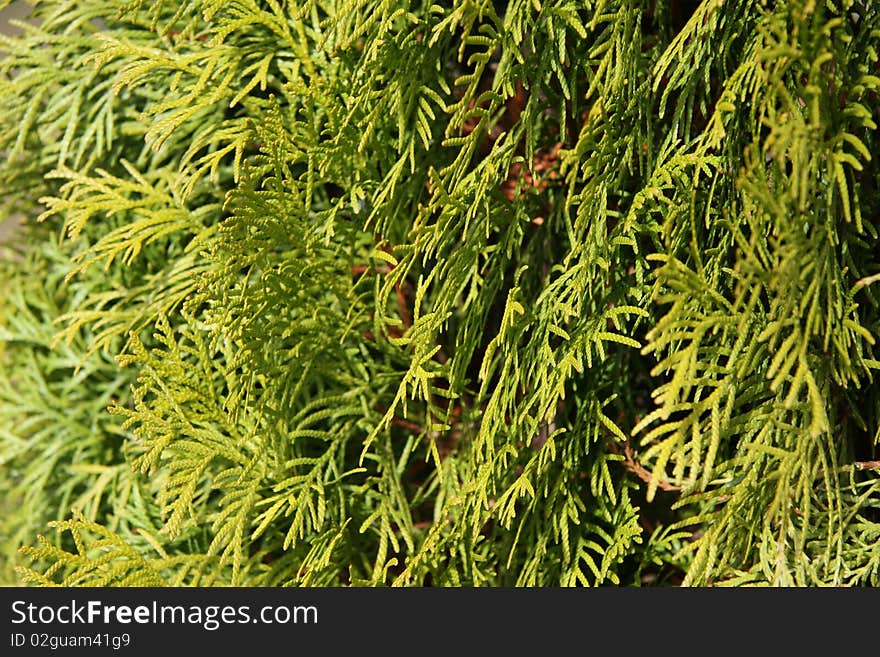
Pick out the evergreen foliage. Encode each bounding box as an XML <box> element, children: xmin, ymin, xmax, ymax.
<box><xmin>1</xmin><ymin>0</ymin><xmax>879</xmax><ymax>586</ymax></box>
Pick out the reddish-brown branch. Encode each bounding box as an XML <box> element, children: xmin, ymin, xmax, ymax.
<box><xmin>609</xmin><ymin>438</ymin><xmax>683</xmax><ymax>493</ymax></box>
<box><xmin>395</xmin><ymin>282</ymin><xmax>411</xmax><ymax>329</ymax></box>
<box><xmin>390</xmin><ymin>416</ymin><xmax>424</xmax><ymax>434</ymax></box>
<box><xmin>500</xmin><ymin>141</ymin><xmax>562</xmax><ymax>205</ymax></box>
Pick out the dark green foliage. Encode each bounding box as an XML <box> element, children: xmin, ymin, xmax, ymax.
<box><xmin>1</xmin><ymin>0</ymin><xmax>879</xmax><ymax>587</ymax></box>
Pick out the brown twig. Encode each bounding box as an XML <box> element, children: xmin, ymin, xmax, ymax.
<box><xmin>853</xmin><ymin>460</ymin><xmax>880</xmax><ymax>471</ymax></box>
<box><xmin>390</xmin><ymin>416</ymin><xmax>424</xmax><ymax>434</ymax></box>
<box><xmin>395</xmin><ymin>282</ymin><xmax>412</xmax><ymax>329</ymax></box>
<box><xmin>610</xmin><ymin>438</ymin><xmax>683</xmax><ymax>492</ymax></box>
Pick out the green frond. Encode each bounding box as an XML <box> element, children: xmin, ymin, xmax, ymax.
<box><xmin>3</xmin><ymin>0</ymin><xmax>880</xmax><ymax>588</ymax></box>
